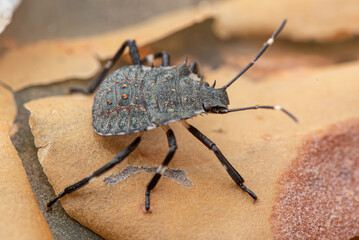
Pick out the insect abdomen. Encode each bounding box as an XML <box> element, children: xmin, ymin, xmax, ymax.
<box><xmin>93</xmin><ymin>65</ymin><xmax>204</xmax><ymax>136</ymax></box>
<box><xmin>93</xmin><ymin>67</ymin><xmax>152</xmax><ymax>135</ymax></box>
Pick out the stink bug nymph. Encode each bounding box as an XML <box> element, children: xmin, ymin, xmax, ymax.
<box><xmin>47</xmin><ymin>19</ymin><xmax>296</xmax><ymax>212</ymax></box>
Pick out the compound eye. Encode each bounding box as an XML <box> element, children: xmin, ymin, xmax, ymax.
<box><xmin>201</xmin><ymin>82</ymin><xmax>210</xmax><ymax>87</ymax></box>
<box><xmin>203</xmin><ymin>102</ymin><xmax>211</xmax><ymax>112</ymax></box>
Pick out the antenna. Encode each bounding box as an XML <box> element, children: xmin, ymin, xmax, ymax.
<box><xmin>223</xmin><ymin>19</ymin><xmax>287</xmax><ymax>89</ymax></box>
<box><xmin>217</xmin><ymin>105</ymin><xmax>298</xmax><ymax>122</ymax></box>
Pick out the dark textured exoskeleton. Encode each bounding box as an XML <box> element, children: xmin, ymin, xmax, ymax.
<box><xmin>47</xmin><ymin>19</ymin><xmax>297</xmax><ymax>212</ymax></box>
<box><xmin>93</xmin><ymin>62</ymin><xmax>205</xmax><ymax>136</ymax></box>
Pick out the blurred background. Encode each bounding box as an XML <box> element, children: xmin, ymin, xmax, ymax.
<box><xmin>1</xmin><ymin>0</ymin><xmax>358</xmax><ymax>239</ymax></box>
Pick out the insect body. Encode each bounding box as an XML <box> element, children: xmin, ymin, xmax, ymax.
<box><xmin>47</xmin><ymin>19</ymin><xmax>296</xmax><ymax>212</ymax></box>
<box><xmin>93</xmin><ymin>63</ymin><xmax>205</xmax><ymax>136</ymax></box>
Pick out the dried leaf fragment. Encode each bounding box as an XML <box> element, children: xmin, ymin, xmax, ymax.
<box><xmin>0</xmin><ymin>6</ymin><xmax>212</xmax><ymax>91</ymax></box>
<box><xmin>0</xmin><ymin>85</ymin><xmax>16</xmax><ymax>125</ymax></box>
<box><xmin>212</xmin><ymin>0</ymin><xmax>359</xmax><ymax>42</ymax></box>
<box><xmin>0</xmin><ymin>40</ymin><xmax>101</xmax><ymax>91</ymax></box>
<box><xmin>0</xmin><ymin>121</ymin><xmax>53</xmax><ymax>240</ymax></box>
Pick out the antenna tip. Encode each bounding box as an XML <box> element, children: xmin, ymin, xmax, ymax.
<box><xmin>277</xmin><ymin>106</ymin><xmax>298</xmax><ymax>123</ymax></box>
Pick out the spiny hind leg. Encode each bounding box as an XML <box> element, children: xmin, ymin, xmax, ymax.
<box><xmin>181</xmin><ymin>120</ymin><xmax>257</xmax><ymax>200</ymax></box>
<box><xmin>47</xmin><ymin>135</ymin><xmax>142</xmax><ymax>210</ymax></box>
<box><xmin>145</xmin><ymin>125</ymin><xmax>177</xmax><ymax>212</ymax></box>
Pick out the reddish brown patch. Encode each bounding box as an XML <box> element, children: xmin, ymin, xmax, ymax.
<box><xmin>272</xmin><ymin>120</ymin><xmax>359</xmax><ymax>239</ymax></box>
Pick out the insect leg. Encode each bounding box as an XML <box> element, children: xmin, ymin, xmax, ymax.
<box><xmin>145</xmin><ymin>125</ymin><xmax>177</xmax><ymax>212</ymax></box>
<box><xmin>141</xmin><ymin>51</ymin><xmax>171</xmax><ymax>67</ymax></box>
<box><xmin>181</xmin><ymin>120</ymin><xmax>257</xmax><ymax>200</ymax></box>
<box><xmin>47</xmin><ymin>135</ymin><xmax>142</xmax><ymax>211</ymax></box>
<box><xmin>70</xmin><ymin>39</ymin><xmax>141</xmax><ymax>94</ymax></box>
